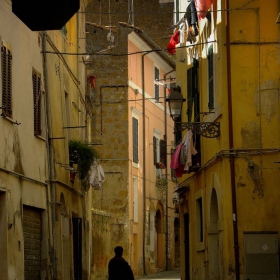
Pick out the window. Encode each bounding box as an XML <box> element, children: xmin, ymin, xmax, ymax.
<box><xmin>187</xmin><ymin>59</ymin><xmax>199</xmax><ymax>122</ymax></box>
<box><xmin>153</xmin><ymin>136</ymin><xmax>166</xmax><ymax>168</ymax></box>
<box><xmin>133</xmin><ymin>177</ymin><xmax>138</xmax><ymax>222</ymax></box>
<box><xmin>132</xmin><ymin>117</ymin><xmax>138</xmax><ymax>164</ymax></box>
<box><xmin>1</xmin><ymin>42</ymin><xmax>12</xmax><ymax>118</ymax></box>
<box><xmin>154</xmin><ymin>67</ymin><xmax>159</xmax><ymax>102</ymax></box>
<box><xmin>32</xmin><ymin>69</ymin><xmax>42</xmax><ymax>135</ymax></box>
<box><xmin>196</xmin><ymin>197</ymin><xmax>203</xmax><ymax>242</ymax></box>
<box><xmin>208</xmin><ymin>44</ymin><xmax>214</xmax><ymax>109</ymax></box>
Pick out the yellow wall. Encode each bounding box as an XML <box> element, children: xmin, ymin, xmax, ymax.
<box><xmin>176</xmin><ymin>0</ymin><xmax>280</xmax><ymax>279</ymax></box>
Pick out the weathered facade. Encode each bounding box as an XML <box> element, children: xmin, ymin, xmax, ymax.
<box><xmin>84</xmin><ymin>1</ymin><xmax>180</xmax><ymax>278</ymax></box>
<box><xmin>0</xmin><ymin>0</ymin><xmax>94</xmax><ymax>279</ymax></box>
<box><xmin>171</xmin><ymin>0</ymin><xmax>280</xmax><ymax>279</ymax></box>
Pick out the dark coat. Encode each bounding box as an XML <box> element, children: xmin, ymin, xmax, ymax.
<box><xmin>108</xmin><ymin>256</ymin><xmax>134</xmax><ymax>280</ymax></box>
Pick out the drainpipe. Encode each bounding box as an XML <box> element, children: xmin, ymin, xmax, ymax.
<box><xmin>42</xmin><ymin>31</ymin><xmax>56</xmax><ymax>279</ymax></box>
<box><xmin>141</xmin><ymin>52</ymin><xmax>148</xmax><ymax>275</ymax></box>
<box><xmin>164</xmin><ymin>70</ymin><xmax>175</xmax><ymax>271</ymax></box>
<box><xmin>225</xmin><ymin>1</ymin><xmax>240</xmax><ymax>278</ymax></box>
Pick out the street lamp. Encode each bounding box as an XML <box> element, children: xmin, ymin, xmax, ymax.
<box><xmin>166</xmin><ymin>85</ymin><xmax>186</xmax><ymax>121</ymax></box>
<box><xmin>166</xmin><ymin>85</ymin><xmax>220</xmax><ymax>139</ymax></box>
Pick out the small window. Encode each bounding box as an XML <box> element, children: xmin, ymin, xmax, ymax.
<box><xmin>196</xmin><ymin>197</ymin><xmax>203</xmax><ymax>243</ymax></box>
<box><xmin>154</xmin><ymin>67</ymin><xmax>159</xmax><ymax>102</ymax></box>
<box><xmin>132</xmin><ymin>117</ymin><xmax>138</xmax><ymax>164</ymax></box>
<box><xmin>133</xmin><ymin>177</ymin><xmax>138</xmax><ymax>222</ymax></box>
<box><xmin>208</xmin><ymin>45</ymin><xmax>214</xmax><ymax>110</ymax></box>
<box><xmin>32</xmin><ymin>69</ymin><xmax>42</xmax><ymax>135</ymax></box>
<box><xmin>1</xmin><ymin>42</ymin><xmax>12</xmax><ymax>118</ymax></box>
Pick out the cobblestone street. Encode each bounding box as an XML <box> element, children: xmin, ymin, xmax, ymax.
<box><xmin>135</xmin><ymin>269</ymin><xmax>181</xmax><ymax>280</ymax></box>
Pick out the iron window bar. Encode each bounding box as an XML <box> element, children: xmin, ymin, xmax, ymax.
<box><xmin>175</xmin><ymin>122</ymin><xmax>220</xmax><ymax>139</ymax></box>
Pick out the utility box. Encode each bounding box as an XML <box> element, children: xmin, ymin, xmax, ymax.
<box><xmin>244</xmin><ymin>231</ymin><xmax>279</xmax><ymax>280</ymax></box>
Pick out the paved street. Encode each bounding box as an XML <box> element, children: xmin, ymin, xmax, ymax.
<box><xmin>135</xmin><ymin>269</ymin><xmax>181</xmax><ymax>280</ymax></box>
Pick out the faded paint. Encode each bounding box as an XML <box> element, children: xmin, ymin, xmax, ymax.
<box><xmin>175</xmin><ymin>0</ymin><xmax>280</xmax><ymax>279</ymax></box>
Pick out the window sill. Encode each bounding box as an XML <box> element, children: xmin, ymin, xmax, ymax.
<box><xmin>35</xmin><ymin>135</ymin><xmax>46</xmax><ymax>141</ymax></box>
<box><xmin>1</xmin><ymin>114</ymin><xmax>21</xmax><ymax>125</ymax></box>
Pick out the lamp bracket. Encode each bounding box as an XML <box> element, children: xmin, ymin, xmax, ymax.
<box><xmin>175</xmin><ymin>122</ymin><xmax>220</xmax><ymax>138</ymax></box>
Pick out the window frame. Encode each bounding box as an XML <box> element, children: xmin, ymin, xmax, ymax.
<box><xmin>208</xmin><ymin>44</ymin><xmax>214</xmax><ymax>110</ymax></box>
<box><xmin>154</xmin><ymin>66</ymin><xmax>159</xmax><ymax>103</ymax></box>
<box><xmin>32</xmin><ymin>68</ymin><xmax>42</xmax><ymax>136</ymax></box>
<box><xmin>1</xmin><ymin>41</ymin><xmax>12</xmax><ymax>118</ymax></box>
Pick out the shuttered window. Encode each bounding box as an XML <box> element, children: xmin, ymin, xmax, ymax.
<box><xmin>132</xmin><ymin>117</ymin><xmax>138</xmax><ymax>163</ymax></box>
<box><xmin>208</xmin><ymin>45</ymin><xmax>214</xmax><ymax>109</ymax></box>
<box><xmin>153</xmin><ymin>136</ymin><xmax>158</xmax><ymax>165</ymax></box>
<box><xmin>160</xmin><ymin>139</ymin><xmax>167</xmax><ymax>167</ymax></box>
<box><xmin>153</xmin><ymin>136</ymin><xmax>167</xmax><ymax>168</ymax></box>
<box><xmin>1</xmin><ymin>43</ymin><xmax>12</xmax><ymax>118</ymax></box>
<box><xmin>187</xmin><ymin>68</ymin><xmax>193</xmax><ymax>122</ymax></box>
<box><xmin>33</xmin><ymin>69</ymin><xmax>42</xmax><ymax>135</ymax></box>
<box><xmin>154</xmin><ymin>67</ymin><xmax>159</xmax><ymax>102</ymax></box>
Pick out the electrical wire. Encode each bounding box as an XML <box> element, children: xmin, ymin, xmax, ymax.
<box><xmin>42</xmin><ymin>40</ymin><xmax>216</xmax><ymax>56</ymax></box>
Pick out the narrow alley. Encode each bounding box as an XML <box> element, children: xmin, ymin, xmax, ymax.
<box><xmin>135</xmin><ymin>269</ymin><xmax>181</xmax><ymax>280</ymax></box>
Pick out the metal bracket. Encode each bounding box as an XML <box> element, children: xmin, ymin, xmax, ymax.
<box><xmin>175</xmin><ymin>122</ymin><xmax>220</xmax><ymax>138</ymax></box>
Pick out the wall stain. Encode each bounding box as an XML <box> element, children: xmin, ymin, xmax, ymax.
<box><xmin>12</xmin><ymin>130</ymin><xmax>24</xmax><ymax>175</ymax></box>
<box><xmin>241</xmin><ymin>121</ymin><xmax>260</xmax><ymax>149</ymax></box>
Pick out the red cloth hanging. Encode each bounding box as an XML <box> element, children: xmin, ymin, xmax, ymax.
<box><xmin>167</xmin><ymin>30</ymin><xmax>180</xmax><ymax>55</ymax></box>
<box><xmin>194</xmin><ymin>0</ymin><xmax>212</xmax><ymax>20</ymax></box>
<box><xmin>88</xmin><ymin>75</ymin><xmax>96</xmax><ymax>88</ymax></box>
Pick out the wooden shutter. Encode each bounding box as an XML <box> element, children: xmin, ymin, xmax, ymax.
<box><xmin>153</xmin><ymin>136</ymin><xmax>157</xmax><ymax>165</ymax></box>
<box><xmin>132</xmin><ymin>117</ymin><xmax>138</xmax><ymax>163</ymax></box>
<box><xmin>1</xmin><ymin>43</ymin><xmax>12</xmax><ymax>117</ymax></box>
<box><xmin>160</xmin><ymin>139</ymin><xmax>167</xmax><ymax>168</ymax></box>
<box><xmin>208</xmin><ymin>45</ymin><xmax>214</xmax><ymax>109</ymax></box>
<box><xmin>33</xmin><ymin>70</ymin><xmax>42</xmax><ymax>135</ymax></box>
<box><xmin>187</xmin><ymin>68</ymin><xmax>193</xmax><ymax>122</ymax></box>
<box><xmin>154</xmin><ymin>67</ymin><xmax>159</xmax><ymax>102</ymax></box>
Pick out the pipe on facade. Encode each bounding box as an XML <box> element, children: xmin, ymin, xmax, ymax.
<box><xmin>164</xmin><ymin>69</ymin><xmax>175</xmax><ymax>271</ymax></box>
<box><xmin>99</xmin><ymin>85</ymin><xmax>128</xmax><ymax>135</ymax></box>
<box><xmin>225</xmin><ymin>1</ymin><xmax>240</xmax><ymax>279</ymax></box>
<box><xmin>141</xmin><ymin>52</ymin><xmax>149</xmax><ymax>275</ymax></box>
<box><xmin>42</xmin><ymin>31</ymin><xmax>56</xmax><ymax>279</ymax></box>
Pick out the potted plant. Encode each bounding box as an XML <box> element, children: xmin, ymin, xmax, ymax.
<box><xmin>69</xmin><ymin>140</ymin><xmax>98</xmax><ymax>189</ymax></box>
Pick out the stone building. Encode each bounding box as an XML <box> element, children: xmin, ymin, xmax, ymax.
<box><xmin>84</xmin><ymin>1</ymin><xmax>180</xmax><ymax>278</ymax></box>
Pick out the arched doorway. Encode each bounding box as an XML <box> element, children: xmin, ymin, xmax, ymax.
<box><xmin>208</xmin><ymin>189</ymin><xmax>220</xmax><ymax>279</ymax></box>
<box><xmin>155</xmin><ymin>206</ymin><xmax>164</xmax><ymax>270</ymax></box>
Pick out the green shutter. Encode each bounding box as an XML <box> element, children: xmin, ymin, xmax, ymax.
<box><xmin>132</xmin><ymin>117</ymin><xmax>138</xmax><ymax>163</ymax></box>
<box><xmin>208</xmin><ymin>45</ymin><xmax>214</xmax><ymax>109</ymax></box>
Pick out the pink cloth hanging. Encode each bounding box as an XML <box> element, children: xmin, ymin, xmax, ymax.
<box><xmin>194</xmin><ymin>0</ymin><xmax>212</xmax><ymax>20</ymax></box>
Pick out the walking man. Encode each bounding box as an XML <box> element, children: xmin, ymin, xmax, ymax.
<box><xmin>108</xmin><ymin>246</ymin><xmax>134</xmax><ymax>280</ymax></box>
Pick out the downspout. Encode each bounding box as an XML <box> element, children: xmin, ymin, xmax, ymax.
<box><xmin>225</xmin><ymin>1</ymin><xmax>240</xmax><ymax>279</ymax></box>
<box><xmin>141</xmin><ymin>52</ymin><xmax>148</xmax><ymax>275</ymax></box>
<box><xmin>164</xmin><ymin>69</ymin><xmax>175</xmax><ymax>271</ymax></box>
<box><xmin>42</xmin><ymin>31</ymin><xmax>56</xmax><ymax>279</ymax></box>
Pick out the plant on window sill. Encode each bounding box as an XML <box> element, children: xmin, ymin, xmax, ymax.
<box><xmin>69</xmin><ymin>140</ymin><xmax>98</xmax><ymax>190</ymax></box>
<box><xmin>155</xmin><ymin>177</ymin><xmax>168</xmax><ymax>188</ymax></box>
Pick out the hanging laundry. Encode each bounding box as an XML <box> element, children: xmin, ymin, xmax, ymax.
<box><xmin>194</xmin><ymin>0</ymin><xmax>213</xmax><ymax>20</ymax></box>
<box><xmin>167</xmin><ymin>29</ymin><xmax>180</xmax><ymax>55</ymax></box>
<box><xmin>185</xmin><ymin>0</ymin><xmax>199</xmax><ymax>36</ymax></box>
<box><xmin>89</xmin><ymin>163</ymin><xmax>105</xmax><ymax>190</ymax></box>
<box><xmin>183</xmin><ymin>130</ymin><xmax>197</xmax><ymax>171</ymax></box>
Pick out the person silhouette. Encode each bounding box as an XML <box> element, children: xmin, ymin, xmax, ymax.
<box><xmin>108</xmin><ymin>246</ymin><xmax>134</xmax><ymax>280</ymax></box>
